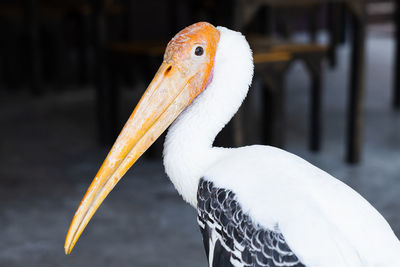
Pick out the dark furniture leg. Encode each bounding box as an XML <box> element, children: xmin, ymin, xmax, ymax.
<box><xmin>233</xmin><ymin>109</ymin><xmax>244</xmax><ymax>146</ymax></box>
<box><xmin>167</xmin><ymin>0</ymin><xmax>178</xmax><ymax>36</ymax></box>
<box><xmin>262</xmin><ymin>76</ymin><xmax>285</xmax><ymax>148</ymax></box>
<box><xmin>122</xmin><ymin>0</ymin><xmax>135</xmax><ymax>41</ymax></box>
<box><xmin>338</xmin><ymin>3</ymin><xmax>347</xmax><ymax>44</ymax></box>
<box><xmin>346</xmin><ymin>3</ymin><xmax>366</xmax><ymax>164</ymax></box>
<box><xmin>327</xmin><ymin>3</ymin><xmax>340</xmax><ymax>68</ymax></box>
<box><xmin>310</xmin><ymin>5</ymin><xmax>318</xmax><ymax>42</ymax></box>
<box><xmin>25</xmin><ymin>0</ymin><xmax>42</xmax><ymax>95</ymax></box>
<box><xmin>262</xmin><ymin>83</ymin><xmax>275</xmax><ymax>146</ymax></box>
<box><xmin>109</xmin><ymin>57</ymin><xmax>120</xmax><ymax>138</ymax></box>
<box><xmin>93</xmin><ymin>0</ymin><xmax>118</xmax><ymax>145</ymax></box>
<box><xmin>77</xmin><ymin>10</ymin><xmax>90</xmax><ymax>84</ymax></box>
<box><xmin>309</xmin><ymin>60</ymin><xmax>322</xmax><ymax>152</ymax></box>
<box><xmin>394</xmin><ymin>0</ymin><xmax>400</xmax><ymax>109</ymax></box>
<box><xmin>259</xmin><ymin>5</ymin><xmax>272</xmax><ymax>36</ymax></box>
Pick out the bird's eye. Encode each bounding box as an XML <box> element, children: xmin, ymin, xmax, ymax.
<box><xmin>195</xmin><ymin>46</ymin><xmax>204</xmax><ymax>56</ymax></box>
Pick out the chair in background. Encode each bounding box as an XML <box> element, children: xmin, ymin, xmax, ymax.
<box><xmin>244</xmin><ymin>38</ymin><xmax>328</xmax><ymax>152</ymax></box>
<box><xmin>228</xmin><ymin>0</ymin><xmax>367</xmax><ymax>164</ymax></box>
<box><xmin>222</xmin><ymin>2</ymin><xmax>329</xmax><ymax>153</ymax></box>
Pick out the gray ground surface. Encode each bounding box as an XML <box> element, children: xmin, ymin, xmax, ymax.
<box><xmin>0</xmin><ymin>33</ymin><xmax>399</xmax><ymax>266</ymax></box>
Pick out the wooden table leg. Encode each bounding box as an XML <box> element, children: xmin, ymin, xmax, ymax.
<box><xmin>261</xmin><ymin>78</ymin><xmax>274</xmax><ymax>145</ymax></box>
<box><xmin>260</xmin><ymin>5</ymin><xmax>273</xmax><ymax>36</ymax></box>
<box><xmin>96</xmin><ymin>55</ymin><xmax>119</xmax><ymax>145</ymax></box>
<box><xmin>233</xmin><ymin>109</ymin><xmax>245</xmax><ymax>147</ymax></box>
<box><xmin>122</xmin><ymin>0</ymin><xmax>134</xmax><ymax>41</ymax></box>
<box><xmin>167</xmin><ymin>0</ymin><xmax>178</xmax><ymax>37</ymax></box>
<box><xmin>109</xmin><ymin>57</ymin><xmax>120</xmax><ymax>139</ymax></box>
<box><xmin>327</xmin><ymin>3</ymin><xmax>340</xmax><ymax>68</ymax></box>
<box><xmin>25</xmin><ymin>0</ymin><xmax>42</xmax><ymax>96</ymax></box>
<box><xmin>93</xmin><ymin>0</ymin><xmax>119</xmax><ymax>145</ymax></box>
<box><xmin>338</xmin><ymin>3</ymin><xmax>347</xmax><ymax>44</ymax></box>
<box><xmin>346</xmin><ymin>2</ymin><xmax>366</xmax><ymax>164</ymax></box>
<box><xmin>77</xmin><ymin>10</ymin><xmax>90</xmax><ymax>84</ymax></box>
<box><xmin>394</xmin><ymin>0</ymin><xmax>400</xmax><ymax>109</ymax></box>
<box><xmin>262</xmin><ymin>74</ymin><xmax>285</xmax><ymax>148</ymax></box>
<box><xmin>309</xmin><ymin>5</ymin><xmax>318</xmax><ymax>42</ymax></box>
<box><xmin>308</xmin><ymin>59</ymin><xmax>323</xmax><ymax>152</ymax></box>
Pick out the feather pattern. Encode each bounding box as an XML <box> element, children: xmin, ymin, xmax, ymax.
<box><xmin>197</xmin><ymin>178</ymin><xmax>304</xmax><ymax>267</ymax></box>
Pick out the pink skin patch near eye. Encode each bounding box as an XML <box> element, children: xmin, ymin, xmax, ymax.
<box><xmin>205</xmin><ymin>67</ymin><xmax>214</xmax><ymax>88</ymax></box>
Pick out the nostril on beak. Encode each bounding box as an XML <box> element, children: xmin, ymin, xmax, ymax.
<box><xmin>165</xmin><ymin>66</ymin><xmax>172</xmax><ymax>75</ymax></box>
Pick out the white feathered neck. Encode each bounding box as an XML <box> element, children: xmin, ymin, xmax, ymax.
<box><xmin>163</xmin><ymin>27</ymin><xmax>254</xmax><ymax>206</ymax></box>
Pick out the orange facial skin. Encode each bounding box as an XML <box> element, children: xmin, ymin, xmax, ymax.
<box><xmin>164</xmin><ymin>22</ymin><xmax>220</xmax><ymax>102</ymax></box>
<box><xmin>64</xmin><ymin>22</ymin><xmax>220</xmax><ymax>254</ymax></box>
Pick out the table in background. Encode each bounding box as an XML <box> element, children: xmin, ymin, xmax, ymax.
<box><xmin>233</xmin><ymin>0</ymin><xmax>367</xmax><ymax>164</ymax></box>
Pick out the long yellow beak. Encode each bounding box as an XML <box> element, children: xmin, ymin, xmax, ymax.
<box><xmin>64</xmin><ymin>62</ymin><xmax>193</xmax><ymax>254</ymax></box>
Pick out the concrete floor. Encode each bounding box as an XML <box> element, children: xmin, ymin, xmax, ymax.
<box><xmin>1</xmin><ymin>33</ymin><xmax>400</xmax><ymax>266</ymax></box>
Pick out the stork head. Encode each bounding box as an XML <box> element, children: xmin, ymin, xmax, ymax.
<box><xmin>64</xmin><ymin>22</ymin><xmax>220</xmax><ymax>254</ymax></box>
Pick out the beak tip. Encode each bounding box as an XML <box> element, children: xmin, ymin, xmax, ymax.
<box><xmin>64</xmin><ymin>237</ymin><xmax>74</xmax><ymax>255</ymax></box>
<box><xmin>64</xmin><ymin>245</ymin><xmax>72</xmax><ymax>255</ymax></box>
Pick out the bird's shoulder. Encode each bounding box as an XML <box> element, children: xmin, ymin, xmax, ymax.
<box><xmin>207</xmin><ymin>145</ymin><xmax>328</xmax><ymax>209</ymax></box>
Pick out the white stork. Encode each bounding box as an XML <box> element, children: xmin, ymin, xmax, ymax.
<box><xmin>65</xmin><ymin>22</ymin><xmax>400</xmax><ymax>266</ymax></box>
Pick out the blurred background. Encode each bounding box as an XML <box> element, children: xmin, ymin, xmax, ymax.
<box><xmin>0</xmin><ymin>0</ymin><xmax>399</xmax><ymax>266</ymax></box>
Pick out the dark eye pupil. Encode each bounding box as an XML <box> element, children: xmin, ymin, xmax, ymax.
<box><xmin>195</xmin><ymin>46</ymin><xmax>204</xmax><ymax>56</ymax></box>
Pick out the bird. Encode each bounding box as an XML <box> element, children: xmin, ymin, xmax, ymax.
<box><xmin>64</xmin><ymin>22</ymin><xmax>400</xmax><ymax>267</ymax></box>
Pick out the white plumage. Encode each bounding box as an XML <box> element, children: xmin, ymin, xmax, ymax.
<box><xmin>163</xmin><ymin>26</ymin><xmax>400</xmax><ymax>266</ymax></box>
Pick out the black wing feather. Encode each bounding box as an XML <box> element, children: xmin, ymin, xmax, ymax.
<box><xmin>199</xmin><ymin>215</ymin><xmax>210</xmax><ymax>261</ymax></box>
<box><xmin>213</xmin><ymin>239</ymin><xmax>235</xmax><ymax>267</ymax></box>
<box><xmin>197</xmin><ymin>178</ymin><xmax>305</xmax><ymax>267</ymax></box>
